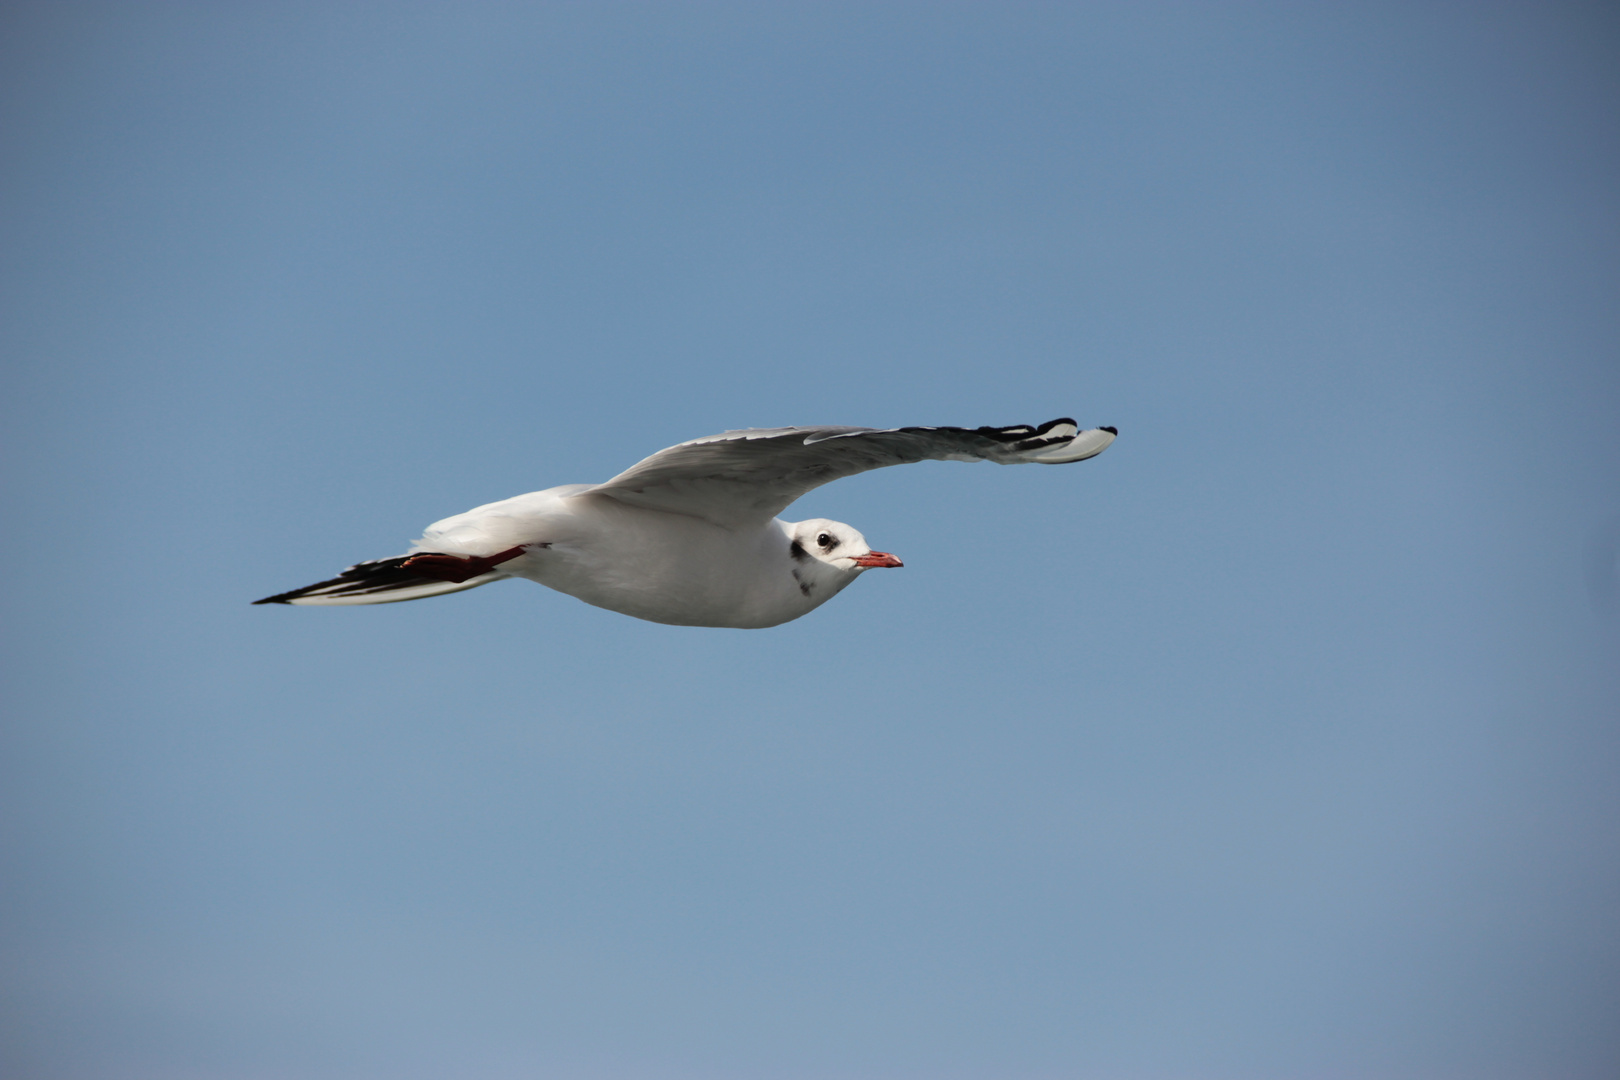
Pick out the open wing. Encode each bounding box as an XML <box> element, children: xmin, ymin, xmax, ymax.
<box><xmin>581</xmin><ymin>418</ymin><xmax>1116</xmax><ymax>529</ymax></box>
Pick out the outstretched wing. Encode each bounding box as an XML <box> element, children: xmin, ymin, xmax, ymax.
<box><xmin>582</xmin><ymin>418</ymin><xmax>1116</xmax><ymax>529</ymax></box>
<box><xmin>252</xmin><ymin>547</ymin><xmax>525</xmax><ymax>606</ymax></box>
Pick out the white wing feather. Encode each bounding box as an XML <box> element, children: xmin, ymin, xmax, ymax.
<box><xmin>581</xmin><ymin>418</ymin><xmax>1116</xmax><ymax>529</ymax></box>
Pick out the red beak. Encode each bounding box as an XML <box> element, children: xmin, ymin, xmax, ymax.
<box><xmin>852</xmin><ymin>550</ymin><xmax>903</xmax><ymax>568</ymax></box>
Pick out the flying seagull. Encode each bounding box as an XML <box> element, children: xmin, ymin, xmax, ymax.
<box><xmin>254</xmin><ymin>418</ymin><xmax>1117</xmax><ymax>628</ymax></box>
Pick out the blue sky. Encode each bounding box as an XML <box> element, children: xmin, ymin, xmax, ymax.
<box><xmin>3</xmin><ymin>3</ymin><xmax>1618</xmax><ymax>1078</ymax></box>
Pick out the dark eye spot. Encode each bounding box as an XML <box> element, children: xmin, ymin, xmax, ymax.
<box><xmin>817</xmin><ymin>532</ymin><xmax>836</xmax><ymax>549</ymax></box>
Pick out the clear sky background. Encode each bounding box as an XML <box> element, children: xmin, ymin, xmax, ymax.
<box><xmin>3</xmin><ymin>3</ymin><xmax>1618</xmax><ymax>1079</ymax></box>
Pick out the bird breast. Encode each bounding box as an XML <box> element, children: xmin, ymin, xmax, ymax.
<box><xmin>512</xmin><ymin>502</ymin><xmax>822</xmax><ymax>628</ymax></box>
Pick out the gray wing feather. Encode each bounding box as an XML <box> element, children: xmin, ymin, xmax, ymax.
<box><xmin>581</xmin><ymin>418</ymin><xmax>1116</xmax><ymax>528</ymax></box>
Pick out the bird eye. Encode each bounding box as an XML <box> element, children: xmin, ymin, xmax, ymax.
<box><xmin>817</xmin><ymin>532</ymin><xmax>834</xmax><ymax>548</ymax></box>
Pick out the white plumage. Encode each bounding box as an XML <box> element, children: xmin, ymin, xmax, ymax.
<box><xmin>255</xmin><ymin>418</ymin><xmax>1116</xmax><ymax>628</ymax></box>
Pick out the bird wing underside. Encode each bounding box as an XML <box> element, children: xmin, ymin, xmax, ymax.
<box><xmin>580</xmin><ymin>418</ymin><xmax>1116</xmax><ymax>529</ymax></box>
<box><xmin>252</xmin><ymin>554</ymin><xmax>510</xmax><ymax>606</ymax></box>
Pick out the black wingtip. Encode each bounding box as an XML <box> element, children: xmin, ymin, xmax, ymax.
<box><xmin>1100</xmin><ymin>426</ymin><xmax>1118</xmax><ymax>435</ymax></box>
<box><xmin>251</xmin><ymin>594</ymin><xmax>291</xmax><ymax>605</ymax></box>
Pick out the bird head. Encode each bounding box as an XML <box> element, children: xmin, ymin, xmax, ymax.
<box><xmin>788</xmin><ymin>518</ymin><xmax>903</xmax><ymax>577</ymax></box>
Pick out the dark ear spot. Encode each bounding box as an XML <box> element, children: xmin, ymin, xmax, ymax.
<box><xmin>790</xmin><ymin>539</ymin><xmax>809</xmax><ymax>561</ymax></box>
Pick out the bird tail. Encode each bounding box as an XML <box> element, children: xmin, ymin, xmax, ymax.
<box><xmin>253</xmin><ymin>547</ymin><xmax>525</xmax><ymax>606</ymax></box>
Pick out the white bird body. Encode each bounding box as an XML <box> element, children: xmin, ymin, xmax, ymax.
<box><xmin>255</xmin><ymin>418</ymin><xmax>1116</xmax><ymax>627</ymax></box>
<box><xmin>417</xmin><ymin>487</ymin><xmax>852</xmax><ymax>627</ymax></box>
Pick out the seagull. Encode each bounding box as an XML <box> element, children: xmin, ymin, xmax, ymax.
<box><xmin>254</xmin><ymin>418</ymin><xmax>1117</xmax><ymax>628</ymax></box>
